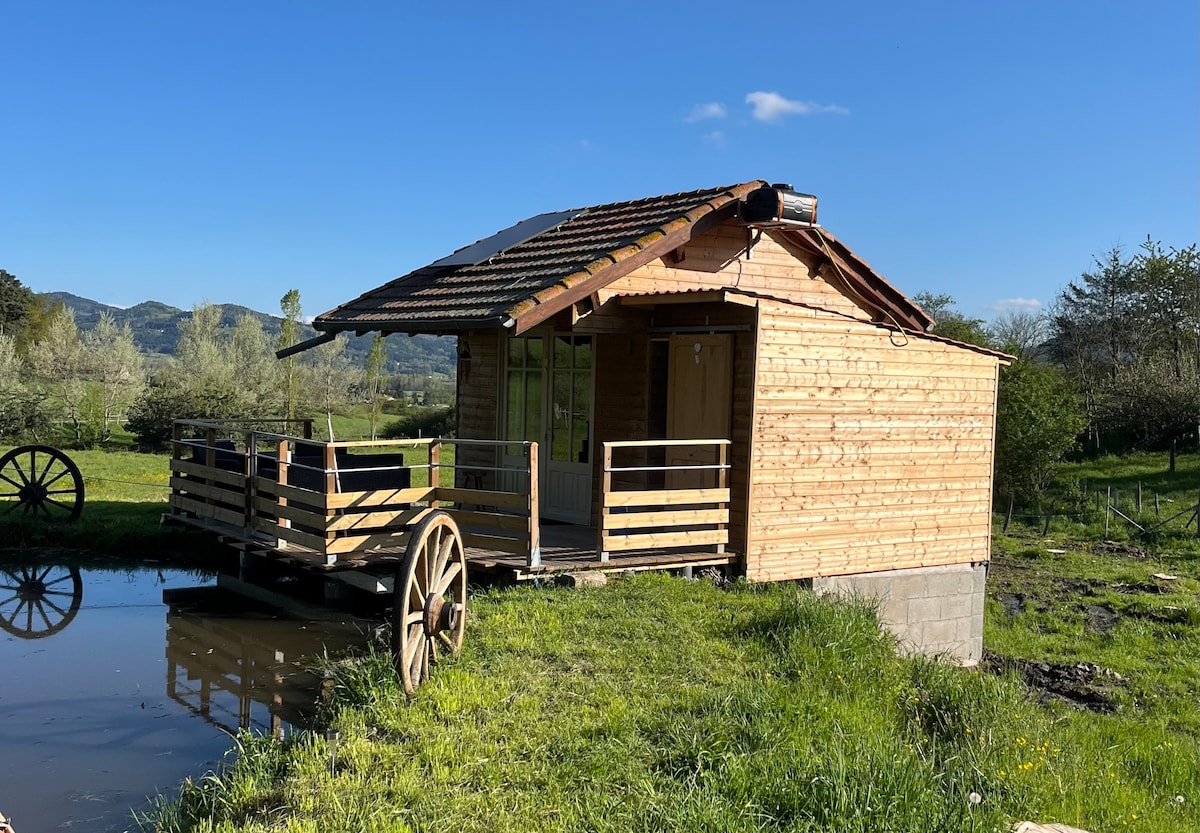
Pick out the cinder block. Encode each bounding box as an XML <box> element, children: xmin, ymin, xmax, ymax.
<box><xmin>908</xmin><ymin>596</ymin><xmax>941</xmax><ymax>623</ymax></box>
<box><xmin>941</xmin><ymin>593</ymin><xmax>972</xmax><ymax>621</ymax></box>
<box><xmin>881</xmin><ymin>597</ymin><xmax>910</xmax><ymax>625</ymax></box>
<box><xmin>924</xmin><ymin>618</ymin><xmax>958</xmax><ymax>646</ymax></box>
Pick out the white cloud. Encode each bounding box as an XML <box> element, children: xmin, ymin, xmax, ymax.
<box><xmin>702</xmin><ymin>130</ymin><xmax>726</xmax><ymax>147</ymax></box>
<box><xmin>985</xmin><ymin>297</ymin><xmax>1042</xmax><ymax>314</ymax></box>
<box><xmin>684</xmin><ymin>102</ymin><xmax>727</xmax><ymax>122</ymax></box>
<box><xmin>745</xmin><ymin>91</ymin><xmax>848</xmax><ymax>122</ymax></box>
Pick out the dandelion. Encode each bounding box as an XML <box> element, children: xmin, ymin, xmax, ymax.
<box><xmin>1174</xmin><ymin>795</ymin><xmax>1186</xmax><ymax>805</ymax></box>
<box><xmin>968</xmin><ymin>791</ymin><xmax>983</xmax><ymax>806</ymax></box>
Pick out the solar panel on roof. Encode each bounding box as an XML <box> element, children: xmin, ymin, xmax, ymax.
<box><xmin>428</xmin><ymin>208</ymin><xmax>586</xmax><ymax>269</ymax></box>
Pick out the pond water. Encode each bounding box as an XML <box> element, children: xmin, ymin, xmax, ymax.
<box><xmin>0</xmin><ymin>559</ymin><xmax>373</xmax><ymax>831</ymax></box>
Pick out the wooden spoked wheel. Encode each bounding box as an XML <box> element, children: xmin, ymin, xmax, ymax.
<box><xmin>0</xmin><ymin>445</ymin><xmax>85</xmax><ymax>523</ymax></box>
<box><xmin>392</xmin><ymin>511</ymin><xmax>467</xmax><ymax>694</ymax></box>
<box><xmin>0</xmin><ymin>564</ymin><xmax>84</xmax><ymax>638</ymax></box>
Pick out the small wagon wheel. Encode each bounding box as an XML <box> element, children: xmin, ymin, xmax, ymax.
<box><xmin>391</xmin><ymin>511</ymin><xmax>467</xmax><ymax>694</ymax></box>
<box><xmin>0</xmin><ymin>564</ymin><xmax>84</xmax><ymax>638</ymax></box>
<box><xmin>0</xmin><ymin>445</ymin><xmax>85</xmax><ymax>523</ymax></box>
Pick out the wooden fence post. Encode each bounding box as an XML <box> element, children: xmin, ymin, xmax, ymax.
<box><xmin>1003</xmin><ymin>493</ymin><xmax>1014</xmax><ymax>533</ymax></box>
<box><xmin>1137</xmin><ymin>482</ymin><xmax>1142</xmax><ymax>514</ymax></box>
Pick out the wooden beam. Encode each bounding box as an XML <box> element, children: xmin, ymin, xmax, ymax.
<box><xmin>511</xmin><ymin>201</ymin><xmax>739</xmax><ymax>334</ymax></box>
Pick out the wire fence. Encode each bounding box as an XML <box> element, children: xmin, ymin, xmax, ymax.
<box><xmin>996</xmin><ymin>480</ymin><xmax>1200</xmax><ymax>539</ymax></box>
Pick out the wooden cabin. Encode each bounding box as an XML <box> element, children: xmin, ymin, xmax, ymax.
<box><xmin>303</xmin><ymin>180</ymin><xmax>1009</xmax><ymax>662</ymax></box>
<box><xmin>170</xmin><ymin>181</ymin><xmax>1007</xmax><ymax>663</ymax></box>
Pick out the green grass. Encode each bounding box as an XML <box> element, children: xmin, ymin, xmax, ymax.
<box><xmin>0</xmin><ymin>445</ymin><xmax>222</xmax><ymax>556</ymax></box>
<box><xmin>147</xmin><ymin>575</ymin><xmax>1198</xmax><ymax>833</ymax></box>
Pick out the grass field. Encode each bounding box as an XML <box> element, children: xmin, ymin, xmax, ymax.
<box><xmin>4</xmin><ymin>447</ymin><xmax>1198</xmax><ymax>831</ymax></box>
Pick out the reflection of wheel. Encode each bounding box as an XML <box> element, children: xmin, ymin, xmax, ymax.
<box><xmin>0</xmin><ymin>565</ymin><xmax>84</xmax><ymax>638</ymax></box>
<box><xmin>391</xmin><ymin>511</ymin><xmax>467</xmax><ymax>694</ymax></box>
<box><xmin>0</xmin><ymin>445</ymin><xmax>85</xmax><ymax>523</ymax></box>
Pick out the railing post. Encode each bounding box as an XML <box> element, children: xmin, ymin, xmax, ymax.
<box><xmin>429</xmin><ymin>439</ymin><xmax>441</xmax><ymax>508</ymax></box>
<box><xmin>597</xmin><ymin>443</ymin><xmax>612</xmax><ymax>563</ymax></box>
<box><xmin>170</xmin><ymin>421</ymin><xmax>185</xmax><ymax>517</ymax></box>
<box><xmin>242</xmin><ymin>429</ymin><xmax>254</xmax><ymax>530</ymax></box>
<box><xmin>716</xmin><ymin>441</ymin><xmax>728</xmax><ymax>554</ymax></box>
<box><xmin>527</xmin><ymin>442</ymin><xmax>540</xmax><ymax>568</ymax></box>
<box><xmin>277</xmin><ymin>438</ymin><xmax>291</xmax><ymax>550</ymax></box>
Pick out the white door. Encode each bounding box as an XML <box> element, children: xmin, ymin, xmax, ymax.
<box><xmin>500</xmin><ymin>333</ymin><xmax>594</xmax><ymax>524</ymax></box>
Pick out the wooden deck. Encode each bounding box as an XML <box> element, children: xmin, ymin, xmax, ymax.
<box><xmin>167</xmin><ymin>421</ymin><xmax>737</xmax><ymax>588</ymax></box>
<box><xmin>166</xmin><ymin>513</ymin><xmax>737</xmax><ymax>583</ymax></box>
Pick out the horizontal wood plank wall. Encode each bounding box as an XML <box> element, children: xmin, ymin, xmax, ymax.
<box><xmin>606</xmin><ymin>223</ymin><xmax>873</xmax><ymax>322</ymax></box>
<box><xmin>747</xmin><ymin>299</ymin><xmax>1000</xmax><ymax>582</ymax></box>
<box><xmin>455</xmin><ymin>329</ymin><xmax>500</xmax><ymax>490</ymax></box>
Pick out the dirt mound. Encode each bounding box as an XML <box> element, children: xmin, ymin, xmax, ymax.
<box><xmin>983</xmin><ymin>651</ymin><xmax>1124</xmax><ymax>713</ymax></box>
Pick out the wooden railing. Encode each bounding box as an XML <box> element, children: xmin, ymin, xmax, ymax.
<box><xmin>598</xmin><ymin>439</ymin><xmax>731</xmax><ymax>561</ymax></box>
<box><xmin>169</xmin><ymin>420</ymin><xmax>539</xmax><ymax>567</ymax></box>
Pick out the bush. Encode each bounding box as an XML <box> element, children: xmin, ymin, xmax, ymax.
<box><xmin>381</xmin><ymin>405</ymin><xmax>456</xmax><ymax>439</ymax></box>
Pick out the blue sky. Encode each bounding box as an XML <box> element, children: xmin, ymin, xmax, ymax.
<box><xmin>2</xmin><ymin>1</ymin><xmax>1196</xmax><ymax>324</ymax></box>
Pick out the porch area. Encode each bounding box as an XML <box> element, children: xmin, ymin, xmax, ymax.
<box><xmin>167</xmin><ymin>419</ymin><xmax>737</xmax><ymax>581</ymax></box>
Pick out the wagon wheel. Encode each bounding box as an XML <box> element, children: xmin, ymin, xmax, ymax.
<box><xmin>0</xmin><ymin>445</ymin><xmax>85</xmax><ymax>523</ymax></box>
<box><xmin>391</xmin><ymin>511</ymin><xmax>467</xmax><ymax>694</ymax></box>
<box><xmin>0</xmin><ymin>564</ymin><xmax>84</xmax><ymax>638</ymax></box>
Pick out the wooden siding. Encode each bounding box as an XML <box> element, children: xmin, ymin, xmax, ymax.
<box><xmin>455</xmin><ymin>329</ymin><xmax>500</xmax><ymax>490</ymax></box>
<box><xmin>604</xmin><ymin>223</ymin><xmax>874</xmax><ymax>322</ymax></box>
<box><xmin>746</xmin><ymin>299</ymin><xmax>1000</xmax><ymax>582</ymax></box>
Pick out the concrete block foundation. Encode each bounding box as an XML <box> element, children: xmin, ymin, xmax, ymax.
<box><xmin>812</xmin><ymin>562</ymin><xmax>987</xmax><ymax>665</ymax></box>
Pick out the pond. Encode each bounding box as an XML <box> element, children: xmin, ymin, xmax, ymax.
<box><xmin>0</xmin><ymin>558</ymin><xmax>374</xmax><ymax>831</ymax></box>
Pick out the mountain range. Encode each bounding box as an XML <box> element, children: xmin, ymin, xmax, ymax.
<box><xmin>45</xmin><ymin>292</ymin><xmax>457</xmax><ymax>378</ymax></box>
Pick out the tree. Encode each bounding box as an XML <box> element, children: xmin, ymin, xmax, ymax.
<box><xmin>0</xmin><ymin>331</ymin><xmax>52</xmax><ymax>441</ymax></box>
<box><xmin>278</xmin><ymin>289</ymin><xmax>304</xmax><ymax>421</ymax></box>
<box><xmin>365</xmin><ymin>333</ymin><xmax>387</xmax><ymax>440</ymax></box>
<box><xmin>306</xmin><ymin>335</ymin><xmax>359</xmax><ymax>437</ymax></box>
<box><xmin>27</xmin><ymin>307</ymin><xmax>88</xmax><ymax>442</ymax></box>
<box><xmin>988</xmin><ymin>310</ymin><xmax>1049</xmax><ymax>360</ymax></box>
<box><xmin>1095</xmin><ymin>355</ymin><xmax>1200</xmax><ymax>472</ymax></box>
<box><xmin>1049</xmin><ymin>240</ymin><xmax>1200</xmax><ymax>457</ymax></box>
<box><xmin>994</xmin><ymin>360</ymin><xmax>1087</xmax><ymax>506</ymax></box>
<box><xmin>912</xmin><ymin>292</ymin><xmax>991</xmax><ymax>347</ymax></box>
<box><xmin>84</xmin><ymin>312</ymin><xmax>144</xmax><ymax>441</ymax></box>
<box><xmin>0</xmin><ymin>270</ymin><xmax>34</xmax><ymax>342</ymax></box>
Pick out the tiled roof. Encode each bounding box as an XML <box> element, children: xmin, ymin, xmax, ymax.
<box><xmin>314</xmin><ymin>182</ymin><xmax>763</xmax><ymax>334</ymax></box>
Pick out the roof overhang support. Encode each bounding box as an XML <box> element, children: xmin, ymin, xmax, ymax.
<box><xmin>275</xmin><ymin>331</ymin><xmax>336</xmax><ymax>360</ymax></box>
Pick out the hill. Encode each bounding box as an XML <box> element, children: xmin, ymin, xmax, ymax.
<box><xmin>43</xmin><ymin>291</ymin><xmax>456</xmax><ymax>378</ymax></box>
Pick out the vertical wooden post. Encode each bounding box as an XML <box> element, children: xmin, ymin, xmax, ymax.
<box><xmin>429</xmin><ymin>440</ymin><xmax>441</xmax><ymax>508</ymax></box>
<box><xmin>1003</xmin><ymin>493</ymin><xmax>1014</xmax><ymax>533</ymax></box>
<box><xmin>242</xmin><ymin>429</ymin><xmax>254</xmax><ymax>529</ymax></box>
<box><xmin>323</xmin><ymin>443</ymin><xmax>338</xmax><ymax>559</ymax></box>
<box><xmin>598</xmin><ymin>443</ymin><xmax>613</xmax><ymax>563</ymax></box>
<box><xmin>1043</xmin><ymin>506</ymin><xmax>1053</xmax><ymax>536</ymax></box>
<box><xmin>170</xmin><ymin>421</ymin><xmax>185</xmax><ymax>517</ymax></box>
<box><xmin>1137</xmin><ymin>482</ymin><xmax>1143</xmax><ymax>514</ymax></box>
<box><xmin>277</xmin><ymin>438</ymin><xmax>291</xmax><ymax>550</ymax></box>
<box><xmin>716</xmin><ymin>441</ymin><xmax>728</xmax><ymax>554</ymax></box>
<box><xmin>1155</xmin><ymin>493</ymin><xmax>1160</xmax><ymax>517</ymax></box>
<box><xmin>527</xmin><ymin>442</ymin><xmax>540</xmax><ymax>568</ymax></box>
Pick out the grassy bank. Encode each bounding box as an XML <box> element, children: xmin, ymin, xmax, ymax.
<box><xmin>150</xmin><ymin>571</ymin><xmax>1198</xmax><ymax>832</ymax></box>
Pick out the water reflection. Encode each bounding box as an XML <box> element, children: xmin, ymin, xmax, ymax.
<box><xmin>0</xmin><ymin>558</ymin><xmax>373</xmax><ymax>831</ymax></box>
<box><xmin>164</xmin><ymin>587</ymin><xmax>367</xmax><ymax>738</ymax></box>
<box><xmin>0</xmin><ymin>564</ymin><xmax>84</xmax><ymax>638</ymax></box>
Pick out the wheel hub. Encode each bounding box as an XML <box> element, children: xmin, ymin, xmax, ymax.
<box><xmin>422</xmin><ymin>593</ymin><xmax>458</xmax><ymax>636</ymax></box>
<box><xmin>19</xmin><ymin>483</ymin><xmax>47</xmax><ymax>505</ymax></box>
